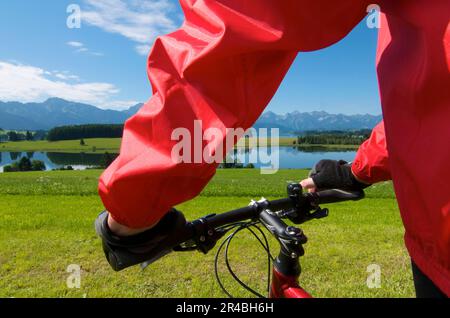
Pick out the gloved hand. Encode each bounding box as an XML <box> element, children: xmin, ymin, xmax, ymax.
<box><xmin>300</xmin><ymin>159</ymin><xmax>370</xmax><ymax>192</ymax></box>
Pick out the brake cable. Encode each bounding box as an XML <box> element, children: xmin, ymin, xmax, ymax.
<box><xmin>214</xmin><ymin>221</ymin><xmax>274</xmax><ymax>298</ymax></box>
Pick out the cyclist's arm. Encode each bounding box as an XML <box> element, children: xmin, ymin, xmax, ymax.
<box><xmin>351</xmin><ymin>121</ymin><xmax>391</xmax><ymax>184</ymax></box>
<box><xmin>98</xmin><ymin>0</ymin><xmax>371</xmax><ymax>229</ymax></box>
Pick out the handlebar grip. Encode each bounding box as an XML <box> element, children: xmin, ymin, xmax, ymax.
<box><xmin>308</xmin><ymin>189</ymin><xmax>365</xmax><ymax>204</ymax></box>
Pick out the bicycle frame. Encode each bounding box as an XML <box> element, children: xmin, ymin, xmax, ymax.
<box><xmin>271</xmin><ymin>268</ymin><xmax>312</xmax><ymax>298</ymax></box>
<box><xmin>260</xmin><ymin>207</ymin><xmax>313</xmax><ymax>298</ymax></box>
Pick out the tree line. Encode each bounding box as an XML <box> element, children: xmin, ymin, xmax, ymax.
<box><xmin>2</xmin><ymin>152</ymin><xmax>116</xmax><ymax>173</ymax></box>
<box><xmin>0</xmin><ymin>129</ymin><xmax>47</xmax><ymax>142</ymax></box>
<box><xmin>3</xmin><ymin>125</ymin><xmax>373</xmax><ymax>145</ymax></box>
<box><xmin>3</xmin><ymin>157</ymin><xmax>46</xmax><ymax>173</ymax></box>
<box><xmin>1</xmin><ymin>131</ymin><xmax>33</xmax><ymax>141</ymax></box>
<box><xmin>46</xmin><ymin>124</ymin><xmax>124</xmax><ymax>141</ymax></box>
<box><xmin>295</xmin><ymin>130</ymin><xmax>371</xmax><ymax>146</ymax></box>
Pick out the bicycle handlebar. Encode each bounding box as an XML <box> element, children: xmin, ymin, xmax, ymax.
<box><xmin>204</xmin><ymin>188</ymin><xmax>364</xmax><ymax>228</ymax></box>
<box><xmin>139</xmin><ymin>185</ymin><xmax>365</xmax><ymax>271</ymax></box>
<box><xmin>205</xmin><ymin>197</ymin><xmax>291</xmax><ymax>229</ymax></box>
<box><xmin>174</xmin><ymin>186</ymin><xmax>365</xmax><ymax>254</ymax></box>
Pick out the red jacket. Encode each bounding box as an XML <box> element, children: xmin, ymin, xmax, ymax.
<box><xmin>99</xmin><ymin>0</ymin><xmax>450</xmax><ymax>295</ymax></box>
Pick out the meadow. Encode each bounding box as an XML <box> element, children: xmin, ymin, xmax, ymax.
<box><xmin>0</xmin><ymin>138</ymin><xmax>122</xmax><ymax>153</ymax></box>
<box><xmin>0</xmin><ymin>169</ymin><xmax>414</xmax><ymax>298</ymax></box>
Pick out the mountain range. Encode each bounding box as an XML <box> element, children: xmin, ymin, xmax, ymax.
<box><xmin>0</xmin><ymin>98</ymin><xmax>143</xmax><ymax>130</ymax></box>
<box><xmin>0</xmin><ymin>98</ymin><xmax>382</xmax><ymax>132</ymax></box>
<box><xmin>255</xmin><ymin>111</ymin><xmax>382</xmax><ymax>133</ymax></box>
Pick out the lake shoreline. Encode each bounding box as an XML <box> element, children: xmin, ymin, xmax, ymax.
<box><xmin>0</xmin><ymin>148</ymin><xmax>358</xmax><ymax>172</ymax></box>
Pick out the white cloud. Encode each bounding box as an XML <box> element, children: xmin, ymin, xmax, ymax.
<box><xmin>53</xmin><ymin>72</ymin><xmax>80</xmax><ymax>81</ymax></box>
<box><xmin>0</xmin><ymin>61</ymin><xmax>137</xmax><ymax>110</ymax></box>
<box><xmin>81</xmin><ymin>0</ymin><xmax>179</xmax><ymax>56</ymax></box>
<box><xmin>106</xmin><ymin>99</ymin><xmax>141</xmax><ymax>110</ymax></box>
<box><xmin>67</xmin><ymin>41</ymin><xmax>103</xmax><ymax>57</ymax></box>
<box><xmin>135</xmin><ymin>44</ymin><xmax>151</xmax><ymax>56</ymax></box>
<box><xmin>67</xmin><ymin>41</ymin><xmax>84</xmax><ymax>48</ymax></box>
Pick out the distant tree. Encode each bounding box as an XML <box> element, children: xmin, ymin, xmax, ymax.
<box><xmin>7</xmin><ymin>131</ymin><xmax>19</xmax><ymax>141</ymax></box>
<box><xmin>18</xmin><ymin>157</ymin><xmax>32</xmax><ymax>171</ymax></box>
<box><xmin>26</xmin><ymin>131</ymin><xmax>33</xmax><ymax>141</ymax></box>
<box><xmin>47</xmin><ymin>124</ymin><xmax>124</xmax><ymax>141</ymax></box>
<box><xmin>80</xmin><ymin>138</ymin><xmax>86</xmax><ymax>146</ymax></box>
<box><xmin>32</xmin><ymin>130</ymin><xmax>47</xmax><ymax>141</ymax></box>
<box><xmin>296</xmin><ymin>130</ymin><xmax>370</xmax><ymax>146</ymax></box>
<box><xmin>7</xmin><ymin>131</ymin><xmax>26</xmax><ymax>141</ymax></box>
<box><xmin>3</xmin><ymin>165</ymin><xmax>17</xmax><ymax>173</ymax></box>
<box><xmin>100</xmin><ymin>152</ymin><xmax>116</xmax><ymax>168</ymax></box>
<box><xmin>31</xmin><ymin>160</ymin><xmax>46</xmax><ymax>171</ymax></box>
<box><xmin>3</xmin><ymin>157</ymin><xmax>45</xmax><ymax>172</ymax></box>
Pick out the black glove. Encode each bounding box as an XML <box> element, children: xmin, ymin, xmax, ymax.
<box><xmin>309</xmin><ymin>159</ymin><xmax>370</xmax><ymax>191</ymax></box>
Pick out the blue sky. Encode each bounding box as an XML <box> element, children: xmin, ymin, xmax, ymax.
<box><xmin>0</xmin><ymin>1</ymin><xmax>381</xmax><ymax>115</ymax></box>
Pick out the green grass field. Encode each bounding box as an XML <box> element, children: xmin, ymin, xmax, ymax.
<box><xmin>0</xmin><ymin>138</ymin><xmax>359</xmax><ymax>153</ymax></box>
<box><xmin>0</xmin><ymin>138</ymin><xmax>122</xmax><ymax>153</ymax></box>
<box><xmin>0</xmin><ymin>169</ymin><xmax>414</xmax><ymax>298</ymax></box>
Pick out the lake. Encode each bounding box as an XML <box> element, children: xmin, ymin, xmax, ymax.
<box><xmin>0</xmin><ymin>147</ymin><xmax>357</xmax><ymax>172</ymax></box>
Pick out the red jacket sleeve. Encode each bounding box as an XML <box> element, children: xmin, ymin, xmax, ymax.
<box><xmin>99</xmin><ymin>0</ymin><xmax>371</xmax><ymax>228</ymax></box>
<box><xmin>351</xmin><ymin>121</ymin><xmax>391</xmax><ymax>184</ymax></box>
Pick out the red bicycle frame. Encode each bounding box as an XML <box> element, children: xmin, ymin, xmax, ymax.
<box><xmin>270</xmin><ymin>268</ymin><xmax>312</xmax><ymax>298</ymax></box>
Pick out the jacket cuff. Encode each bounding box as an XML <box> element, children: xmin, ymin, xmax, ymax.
<box><xmin>351</xmin><ymin>159</ymin><xmax>375</xmax><ymax>185</ymax></box>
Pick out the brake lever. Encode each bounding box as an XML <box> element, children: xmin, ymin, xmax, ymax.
<box><xmin>278</xmin><ymin>206</ymin><xmax>329</xmax><ymax>224</ymax></box>
<box><xmin>285</xmin><ymin>183</ymin><xmax>365</xmax><ymax>220</ymax></box>
<box><xmin>310</xmin><ymin>207</ymin><xmax>329</xmax><ymax>219</ymax></box>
